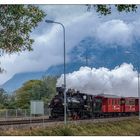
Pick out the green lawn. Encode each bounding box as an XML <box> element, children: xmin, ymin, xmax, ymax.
<box><xmin>0</xmin><ymin>118</ymin><xmax>140</xmax><ymax>136</ymax></box>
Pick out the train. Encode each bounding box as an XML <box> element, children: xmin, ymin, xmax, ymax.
<box><xmin>49</xmin><ymin>87</ymin><xmax>139</xmax><ymax>120</ymax></box>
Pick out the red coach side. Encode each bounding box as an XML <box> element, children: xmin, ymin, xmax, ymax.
<box><xmin>124</xmin><ymin>97</ymin><xmax>136</xmax><ymax>113</ymax></box>
<box><xmin>95</xmin><ymin>94</ymin><xmax>121</xmax><ymax>115</ymax></box>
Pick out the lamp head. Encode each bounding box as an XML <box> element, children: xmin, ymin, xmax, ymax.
<box><xmin>45</xmin><ymin>20</ymin><xmax>54</xmax><ymax>23</ymax></box>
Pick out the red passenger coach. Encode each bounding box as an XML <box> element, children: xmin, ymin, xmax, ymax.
<box><xmin>95</xmin><ymin>94</ymin><xmax>121</xmax><ymax>116</ymax></box>
<box><xmin>120</xmin><ymin>97</ymin><xmax>137</xmax><ymax>115</ymax></box>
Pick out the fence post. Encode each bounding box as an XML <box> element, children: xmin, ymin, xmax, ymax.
<box><xmin>5</xmin><ymin>109</ymin><xmax>8</xmax><ymax>120</ymax></box>
<box><xmin>42</xmin><ymin>113</ymin><xmax>45</xmax><ymax>128</ymax></box>
<box><xmin>16</xmin><ymin>109</ymin><xmax>18</xmax><ymax>118</ymax></box>
<box><xmin>25</xmin><ymin>109</ymin><xmax>27</xmax><ymax>118</ymax></box>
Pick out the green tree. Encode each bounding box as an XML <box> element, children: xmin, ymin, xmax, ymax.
<box><xmin>6</xmin><ymin>94</ymin><xmax>17</xmax><ymax>109</ymax></box>
<box><xmin>0</xmin><ymin>88</ymin><xmax>8</xmax><ymax>109</ymax></box>
<box><xmin>15</xmin><ymin>80</ymin><xmax>41</xmax><ymax>109</ymax></box>
<box><xmin>15</xmin><ymin>77</ymin><xmax>57</xmax><ymax>109</ymax></box>
<box><xmin>0</xmin><ymin>5</ymin><xmax>45</xmax><ymax>72</ymax></box>
<box><xmin>86</xmin><ymin>4</ymin><xmax>137</xmax><ymax>15</ymax></box>
<box><xmin>41</xmin><ymin>76</ymin><xmax>57</xmax><ymax>104</ymax></box>
<box><xmin>0</xmin><ymin>5</ymin><xmax>45</xmax><ymax>54</ymax></box>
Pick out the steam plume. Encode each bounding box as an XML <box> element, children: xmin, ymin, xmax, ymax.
<box><xmin>57</xmin><ymin>63</ymin><xmax>138</xmax><ymax>97</ymax></box>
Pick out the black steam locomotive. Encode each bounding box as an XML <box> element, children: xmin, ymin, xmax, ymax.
<box><xmin>49</xmin><ymin>87</ymin><xmax>102</xmax><ymax>120</ymax></box>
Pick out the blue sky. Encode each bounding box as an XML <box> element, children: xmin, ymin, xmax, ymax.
<box><xmin>1</xmin><ymin>5</ymin><xmax>140</xmax><ymax>85</ymax></box>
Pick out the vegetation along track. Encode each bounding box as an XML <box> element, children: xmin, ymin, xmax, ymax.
<box><xmin>0</xmin><ymin>115</ymin><xmax>138</xmax><ymax>126</ymax></box>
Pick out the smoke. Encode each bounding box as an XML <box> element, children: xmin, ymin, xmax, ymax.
<box><xmin>57</xmin><ymin>63</ymin><xmax>138</xmax><ymax>97</ymax></box>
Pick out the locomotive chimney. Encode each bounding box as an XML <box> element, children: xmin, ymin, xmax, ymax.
<box><xmin>56</xmin><ymin>87</ymin><xmax>65</xmax><ymax>95</ymax></box>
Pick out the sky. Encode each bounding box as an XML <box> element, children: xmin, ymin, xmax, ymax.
<box><xmin>1</xmin><ymin>5</ymin><xmax>140</xmax><ymax>97</ymax></box>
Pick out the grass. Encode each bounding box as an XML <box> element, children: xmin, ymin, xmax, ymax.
<box><xmin>0</xmin><ymin>118</ymin><xmax>140</xmax><ymax>136</ymax></box>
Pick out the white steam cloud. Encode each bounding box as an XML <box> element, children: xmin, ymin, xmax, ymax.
<box><xmin>57</xmin><ymin>63</ymin><xmax>138</xmax><ymax>97</ymax></box>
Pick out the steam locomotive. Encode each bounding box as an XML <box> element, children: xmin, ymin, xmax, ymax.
<box><xmin>49</xmin><ymin>87</ymin><xmax>139</xmax><ymax>120</ymax></box>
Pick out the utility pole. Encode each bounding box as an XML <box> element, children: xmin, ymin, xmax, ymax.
<box><xmin>125</xmin><ymin>51</ymin><xmax>140</xmax><ymax>120</ymax></box>
<box><xmin>138</xmin><ymin>66</ymin><xmax>140</xmax><ymax>120</ymax></box>
<box><xmin>86</xmin><ymin>53</ymin><xmax>88</xmax><ymax>66</ymax></box>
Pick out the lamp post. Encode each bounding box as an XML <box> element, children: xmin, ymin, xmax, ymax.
<box><xmin>45</xmin><ymin>20</ymin><xmax>67</xmax><ymax>124</ymax></box>
<box><xmin>125</xmin><ymin>51</ymin><xmax>140</xmax><ymax>120</ymax></box>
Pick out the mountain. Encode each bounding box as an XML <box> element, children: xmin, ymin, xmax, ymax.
<box><xmin>2</xmin><ymin>36</ymin><xmax>140</xmax><ymax>92</ymax></box>
<box><xmin>2</xmin><ymin>71</ymin><xmax>45</xmax><ymax>93</ymax></box>
<box><xmin>2</xmin><ymin>62</ymin><xmax>84</xmax><ymax>93</ymax></box>
<box><xmin>69</xmin><ymin>37</ymin><xmax>140</xmax><ymax>69</ymax></box>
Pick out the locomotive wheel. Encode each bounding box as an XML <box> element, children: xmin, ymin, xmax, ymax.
<box><xmin>72</xmin><ymin>113</ymin><xmax>80</xmax><ymax>120</ymax></box>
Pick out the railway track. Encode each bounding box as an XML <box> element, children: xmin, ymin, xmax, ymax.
<box><xmin>0</xmin><ymin>118</ymin><xmax>55</xmax><ymax>126</ymax></box>
<box><xmin>0</xmin><ymin>115</ymin><xmax>137</xmax><ymax>126</ymax></box>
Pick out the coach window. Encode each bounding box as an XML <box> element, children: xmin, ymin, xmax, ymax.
<box><xmin>119</xmin><ymin>100</ymin><xmax>121</xmax><ymax>105</ymax></box>
<box><xmin>121</xmin><ymin>99</ymin><xmax>125</xmax><ymax>105</ymax></box>
<box><xmin>126</xmin><ymin>100</ymin><xmax>129</xmax><ymax>105</ymax></box>
<box><xmin>108</xmin><ymin>99</ymin><xmax>110</xmax><ymax>105</ymax></box>
<box><xmin>125</xmin><ymin>100</ymin><xmax>128</xmax><ymax>105</ymax></box>
<box><xmin>112</xmin><ymin>99</ymin><xmax>114</xmax><ymax>105</ymax></box>
<box><xmin>110</xmin><ymin>99</ymin><xmax>112</xmax><ymax>105</ymax></box>
<box><xmin>115</xmin><ymin>99</ymin><xmax>117</xmax><ymax>105</ymax></box>
<box><xmin>130</xmin><ymin>100</ymin><xmax>134</xmax><ymax>105</ymax></box>
<box><xmin>114</xmin><ymin>99</ymin><xmax>116</xmax><ymax>105</ymax></box>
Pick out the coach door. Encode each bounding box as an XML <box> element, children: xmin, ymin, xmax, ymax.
<box><xmin>93</xmin><ymin>97</ymin><xmax>102</xmax><ymax>112</ymax></box>
<box><xmin>121</xmin><ymin>98</ymin><xmax>125</xmax><ymax>112</ymax></box>
<box><xmin>135</xmin><ymin>99</ymin><xmax>139</xmax><ymax>112</ymax></box>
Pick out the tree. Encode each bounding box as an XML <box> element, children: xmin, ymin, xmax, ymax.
<box><xmin>42</xmin><ymin>76</ymin><xmax>57</xmax><ymax>97</ymax></box>
<box><xmin>41</xmin><ymin>76</ymin><xmax>57</xmax><ymax>104</ymax></box>
<box><xmin>0</xmin><ymin>5</ymin><xmax>45</xmax><ymax>72</ymax></box>
<box><xmin>86</xmin><ymin>4</ymin><xmax>137</xmax><ymax>15</ymax></box>
<box><xmin>6</xmin><ymin>93</ymin><xmax>17</xmax><ymax>109</ymax></box>
<box><xmin>15</xmin><ymin>80</ymin><xmax>41</xmax><ymax>109</ymax></box>
<box><xmin>0</xmin><ymin>5</ymin><xmax>45</xmax><ymax>54</ymax></box>
<box><xmin>15</xmin><ymin>77</ymin><xmax>57</xmax><ymax>109</ymax></box>
<box><xmin>0</xmin><ymin>88</ymin><xmax>8</xmax><ymax>108</ymax></box>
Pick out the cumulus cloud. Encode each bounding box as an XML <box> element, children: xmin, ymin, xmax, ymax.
<box><xmin>57</xmin><ymin>63</ymin><xmax>138</xmax><ymax>97</ymax></box>
<box><xmin>95</xmin><ymin>20</ymin><xmax>133</xmax><ymax>47</ymax></box>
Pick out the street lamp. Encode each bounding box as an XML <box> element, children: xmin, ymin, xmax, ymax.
<box><xmin>125</xmin><ymin>51</ymin><xmax>140</xmax><ymax>120</ymax></box>
<box><xmin>45</xmin><ymin>19</ymin><xmax>67</xmax><ymax>124</ymax></box>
